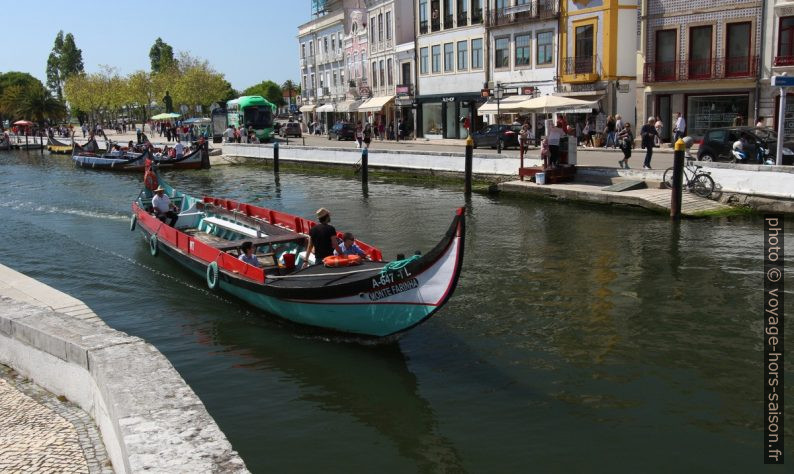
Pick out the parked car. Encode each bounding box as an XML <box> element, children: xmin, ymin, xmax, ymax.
<box><xmin>697</xmin><ymin>127</ymin><xmax>794</xmax><ymax>165</ymax></box>
<box><xmin>328</xmin><ymin>123</ymin><xmax>356</xmax><ymax>141</ymax></box>
<box><xmin>280</xmin><ymin>122</ymin><xmax>302</xmax><ymax>138</ymax></box>
<box><xmin>471</xmin><ymin>124</ymin><xmax>521</xmax><ymax>149</ymax></box>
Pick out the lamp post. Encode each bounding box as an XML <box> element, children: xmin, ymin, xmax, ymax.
<box><xmin>495</xmin><ymin>82</ymin><xmax>504</xmax><ymax>154</ymax></box>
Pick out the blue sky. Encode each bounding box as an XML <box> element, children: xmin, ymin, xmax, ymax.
<box><xmin>0</xmin><ymin>0</ymin><xmax>309</xmax><ymax>91</ymax></box>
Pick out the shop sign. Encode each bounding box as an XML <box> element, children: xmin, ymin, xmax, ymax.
<box><xmin>617</xmin><ymin>83</ymin><xmax>630</xmax><ymax>93</ymax></box>
<box><xmin>442</xmin><ymin>97</ymin><xmax>456</xmax><ymax>102</ymax></box>
<box><xmin>396</xmin><ymin>85</ymin><xmax>411</xmax><ymax>95</ymax></box>
<box><xmin>358</xmin><ymin>86</ymin><xmax>372</xmax><ymax>98</ymax></box>
<box><xmin>521</xmin><ymin>87</ymin><xmax>535</xmax><ymax>95</ymax></box>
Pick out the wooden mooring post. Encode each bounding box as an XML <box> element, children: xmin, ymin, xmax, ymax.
<box><xmin>361</xmin><ymin>147</ymin><xmax>368</xmax><ymax>183</ymax></box>
<box><xmin>670</xmin><ymin>138</ymin><xmax>685</xmax><ymax>220</ymax></box>
<box><xmin>464</xmin><ymin>135</ymin><xmax>473</xmax><ymax>195</ymax></box>
<box><xmin>273</xmin><ymin>141</ymin><xmax>280</xmax><ymax>173</ymax></box>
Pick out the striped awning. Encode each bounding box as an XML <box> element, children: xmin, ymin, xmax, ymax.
<box><xmin>358</xmin><ymin>95</ymin><xmax>395</xmax><ymax>113</ymax></box>
<box><xmin>336</xmin><ymin>100</ymin><xmax>362</xmax><ymax>113</ymax></box>
<box><xmin>316</xmin><ymin>103</ymin><xmax>335</xmax><ymax>113</ymax></box>
<box><xmin>299</xmin><ymin>104</ymin><xmax>315</xmax><ymax>113</ymax></box>
<box><xmin>477</xmin><ymin>95</ymin><xmax>530</xmax><ymax>115</ymax></box>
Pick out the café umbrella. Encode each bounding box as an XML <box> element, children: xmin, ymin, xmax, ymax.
<box><xmin>502</xmin><ymin>95</ymin><xmax>598</xmax><ymax>113</ymax></box>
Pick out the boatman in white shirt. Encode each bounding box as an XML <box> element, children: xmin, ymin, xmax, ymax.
<box><xmin>151</xmin><ymin>185</ymin><xmax>179</xmax><ymax>226</ymax></box>
<box><xmin>174</xmin><ymin>141</ymin><xmax>185</xmax><ymax>158</ymax></box>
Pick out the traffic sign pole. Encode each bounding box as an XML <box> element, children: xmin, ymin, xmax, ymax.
<box><xmin>777</xmin><ymin>93</ymin><xmax>785</xmax><ymax>166</ymax></box>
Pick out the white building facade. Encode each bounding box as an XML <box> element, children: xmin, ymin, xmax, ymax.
<box><xmin>761</xmin><ymin>0</ymin><xmax>794</xmax><ymax>141</ymax></box>
<box><xmin>415</xmin><ymin>0</ymin><xmax>488</xmax><ymax>139</ymax></box>
<box><xmin>359</xmin><ymin>0</ymin><xmax>416</xmax><ymax>137</ymax></box>
<box><xmin>298</xmin><ymin>0</ymin><xmax>365</xmax><ymax>131</ymax></box>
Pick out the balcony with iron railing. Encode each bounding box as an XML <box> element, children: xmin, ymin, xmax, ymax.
<box><xmin>301</xmin><ymin>89</ymin><xmax>316</xmax><ymax>101</ymax></box>
<box><xmin>431</xmin><ymin>18</ymin><xmax>440</xmax><ymax>32</ymax></box>
<box><xmin>485</xmin><ymin>0</ymin><xmax>559</xmax><ymax>28</ymax></box>
<box><xmin>471</xmin><ymin>8</ymin><xmax>483</xmax><ymax>24</ymax></box>
<box><xmin>444</xmin><ymin>14</ymin><xmax>454</xmax><ymax>29</ymax></box>
<box><xmin>643</xmin><ymin>56</ymin><xmax>759</xmax><ymax>83</ymax></box>
<box><xmin>457</xmin><ymin>11</ymin><xmax>468</xmax><ymax>27</ymax></box>
<box><xmin>561</xmin><ymin>55</ymin><xmax>600</xmax><ymax>83</ymax></box>
<box><xmin>774</xmin><ymin>55</ymin><xmax>794</xmax><ymax>67</ymax></box>
<box><xmin>419</xmin><ymin>20</ymin><xmax>428</xmax><ymax>34</ymax></box>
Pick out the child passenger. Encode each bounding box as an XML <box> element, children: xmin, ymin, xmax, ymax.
<box><xmin>335</xmin><ymin>232</ymin><xmax>369</xmax><ymax>259</ymax></box>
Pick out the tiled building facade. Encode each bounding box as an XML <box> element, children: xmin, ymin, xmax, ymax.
<box><xmin>639</xmin><ymin>0</ymin><xmax>763</xmax><ymax>140</ymax></box>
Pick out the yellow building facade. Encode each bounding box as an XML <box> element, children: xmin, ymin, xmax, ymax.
<box><xmin>558</xmin><ymin>0</ymin><xmax>638</xmax><ymax>124</ymax></box>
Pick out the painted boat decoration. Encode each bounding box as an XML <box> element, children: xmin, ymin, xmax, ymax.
<box><xmin>47</xmin><ymin>137</ymin><xmax>74</xmax><ymax>154</ymax></box>
<box><xmin>130</xmin><ymin>171</ymin><xmax>465</xmax><ymax>339</ymax></box>
<box><xmin>73</xmin><ymin>145</ymin><xmax>204</xmax><ymax>171</ymax></box>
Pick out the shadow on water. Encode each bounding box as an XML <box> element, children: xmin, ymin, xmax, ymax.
<box><xmin>196</xmin><ymin>318</ymin><xmax>467</xmax><ymax>473</ymax></box>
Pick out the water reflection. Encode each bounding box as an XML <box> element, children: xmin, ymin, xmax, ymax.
<box><xmin>201</xmin><ymin>319</ymin><xmax>466</xmax><ymax>472</ymax></box>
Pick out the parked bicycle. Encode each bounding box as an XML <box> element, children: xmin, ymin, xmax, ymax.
<box><xmin>663</xmin><ymin>162</ymin><xmax>715</xmax><ymax>198</ymax></box>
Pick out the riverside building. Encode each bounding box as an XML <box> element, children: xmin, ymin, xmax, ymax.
<box><xmin>415</xmin><ymin>0</ymin><xmax>487</xmax><ymax>139</ymax></box>
<box><xmin>558</xmin><ymin>0</ymin><xmax>637</xmax><ymax>131</ymax></box>
<box><xmin>299</xmin><ymin>0</ymin><xmax>366</xmax><ymax>131</ymax></box>
<box><xmin>760</xmin><ymin>0</ymin><xmax>794</xmax><ymax>141</ymax></box>
<box><xmin>638</xmin><ymin>0</ymin><xmax>763</xmax><ymax>141</ymax></box>
<box><xmin>359</xmin><ymin>0</ymin><xmax>416</xmax><ymax>137</ymax></box>
<box><xmin>481</xmin><ymin>0</ymin><xmax>560</xmax><ymax>132</ymax></box>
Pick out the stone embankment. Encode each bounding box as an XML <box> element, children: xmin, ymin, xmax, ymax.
<box><xmin>0</xmin><ymin>262</ymin><xmax>248</xmax><ymax>473</ymax></box>
<box><xmin>220</xmin><ymin>143</ymin><xmax>794</xmax><ymax>214</ymax></box>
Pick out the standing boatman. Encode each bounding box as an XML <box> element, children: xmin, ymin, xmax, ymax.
<box><xmin>303</xmin><ymin>208</ymin><xmax>342</xmax><ymax>267</ymax></box>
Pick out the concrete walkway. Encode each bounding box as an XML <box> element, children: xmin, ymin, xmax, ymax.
<box><xmin>0</xmin><ymin>365</ymin><xmax>112</xmax><ymax>473</ymax></box>
<box><xmin>499</xmin><ymin>180</ymin><xmax>735</xmax><ymax>217</ymax></box>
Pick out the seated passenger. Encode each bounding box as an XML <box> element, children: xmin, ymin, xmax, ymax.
<box><xmin>238</xmin><ymin>241</ymin><xmax>260</xmax><ymax>267</ymax></box>
<box><xmin>151</xmin><ymin>185</ymin><xmax>178</xmax><ymax>226</ymax></box>
<box><xmin>335</xmin><ymin>232</ymin><xmax>369</xmax><ymax>259</ymax></box>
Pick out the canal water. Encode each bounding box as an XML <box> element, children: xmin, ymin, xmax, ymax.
<box><xmin>0</xmin><ymin>149</ymin><xmax>791</xmax><ymax>472</ymax></box>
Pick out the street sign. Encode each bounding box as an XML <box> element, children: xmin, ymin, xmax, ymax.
<box><xmin>772</xmin><ymin>75</ymin><xmax>794</xmax><ymax>87</ymax></box>
<box><xmin>481</xmin><ymin>88</ymin><xmax>491</xmax><ymax>98</ymax></box>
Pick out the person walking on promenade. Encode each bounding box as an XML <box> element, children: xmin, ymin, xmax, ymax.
<box><xmin>617</xmin><ymin>123</ymin><xmax>634</xmax><ymax>169</ymax></box>
<box><xmin>756</xmin><ymin>116</ymin><xmax>765</xmax><ymax>127</ymax></box>
<box><xmin>582</xmin><ymin>120</ymin><xmax>593</xmax><ymax>147</ymax></box>
<box><xmin>604</xmin><ymin>115</ymin><xmax>616</xmax><ymax>148</ymax></box>
<box><xmin>641</xmin><ymin>117</ymin><xmax>659</xmax><ymax>169</ymax></box>
<box><xmin>654</xmin><ymin>117</ymin><xmax>663</xmax><ymax>147</ymax></box>
<box><xmin>673</xmin><ymin>112</ymin><xmax>686</xmax><ymax>142</ymax></box>
<box><xmin>363</xmin><ymin>123</ymin><xmax>372</xmax><ymax>149</ymax></box>
<box><xmin>546</xmin><ymin>119</ymin><xmax>564</xmax><ymax>167</ymax></box>
<box><xmin>355</xmin><ymin>121</ymin><xmax>363</xmax><ymax>148</ymax></box>
<box><xmin>733</xmin><ymin>113</ymin><xmax>744</xmax><ymax>126</ymax></box>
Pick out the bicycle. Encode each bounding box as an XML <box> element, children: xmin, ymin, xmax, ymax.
<box><xmin>663</xmin><ymin>161</ymin><xmax>715</xmax><ymax>198</ymax></box>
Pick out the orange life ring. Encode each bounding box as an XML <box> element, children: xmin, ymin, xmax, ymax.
<box><xmin>323</xmin><ymin>254</ymin><xmax>363</xmax><ymax>267</ymax></box>
<box><xmin>144</xmin><ymin>171</ymin><xmax>158</xmax><ymax>191</ymax></box>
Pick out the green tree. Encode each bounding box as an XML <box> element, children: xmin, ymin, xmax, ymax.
<box><xmin>60</xmin><ymin>33</ymin><xmax>85</xmax><ymax>77</ymax></box>
<box><xmin>45</xmin><ymin>31</ymin><xmax>84</xmax><ymax>99</ymax></box>
<box><xmin>281</xmin><ymin>80</ymin><xmax>297</xmax><ymax>107</ymax></box>
<box><xmin>126</xmin><ymin>70</ymin><xmax>155</xmax><ymax>122</ymax></box>
<box><xmin>149</xmin><ymin>38</ymin><xmax>175</xmax><ymax>73</ymax></box>
<box><xmin>243</xmin><ymin>80</ymin><xmax>284</xmax><ymax>106</ymax></box>
<box><xmin>0</xmin><ymin>82</ymin><xmax>65</xmax><ymax>122</ymax></box>
<box><xmin>0</xmin><ymin>72</ymin><xmax>51</xmax><ymax>121</ymax></box>
<box><xmin>46</xmin><ymin>31</ymin><xmax>64</xmax><ymax>98</ymax></box>
<box><xmin>47</xmin><ymin>30</ymin><xmax>84</xmax><ymax>100</ymax></box>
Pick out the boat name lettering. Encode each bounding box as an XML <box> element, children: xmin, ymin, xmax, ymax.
<box><xmin>370</xmin><ymin>267</ymin><xmax>412</xmax><ymax>288</ymax></box>
<box><xmin>367</xmin><ymin>278</ymin><xmax>419</xmax><ymax>301</ymax></box>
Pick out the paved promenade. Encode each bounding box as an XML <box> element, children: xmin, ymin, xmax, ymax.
<box><xmin>0</xmin><ymin>364</ymin><xmax>112</xmax><ymax>473</ymax></box>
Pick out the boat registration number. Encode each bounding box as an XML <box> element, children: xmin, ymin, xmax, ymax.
<box><xmin>370</xmin><ymin>267</ymin><xmax>412</xmax><ymax>289</ymax></box>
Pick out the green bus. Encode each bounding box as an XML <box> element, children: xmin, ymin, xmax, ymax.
<box><xmin>227</xmin><ymin>95</ymin><xmax>276</xmax><ymax>142</ymax></box>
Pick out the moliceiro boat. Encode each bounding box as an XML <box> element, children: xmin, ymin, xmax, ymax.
<box><xmin>130</xmin><ymin>171</ymin><xmax>465</xmax><ymax>339</ymax></box>
<box><xmin>73</xmin><ymin>143</ymin><xmax>205</xmax><ymax>171</ymax></box>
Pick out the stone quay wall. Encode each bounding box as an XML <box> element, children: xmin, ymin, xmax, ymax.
<box><xmin>221</xmin><ymin>143</ymin><xmax>794</xmax><ymax>201</ymax></box>
<box><xmin>0</xmin><ymin>262</ymin><xmax>248</xmax><ymax>473</ymax></box>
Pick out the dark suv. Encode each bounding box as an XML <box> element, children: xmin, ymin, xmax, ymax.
<box><xmin>697</xmin><ymin>127</ymin><xmax>794</xmax><ymax>164</ymax></box>
<box><xmin>328</xmin><ymin>123</ymin><xmax>356</xmax><ymax>141</ymax></box>
<box><xmin>471</xmin><ymin>124</ymin><xmax>521</xmax><ymax>149</ymax></box>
